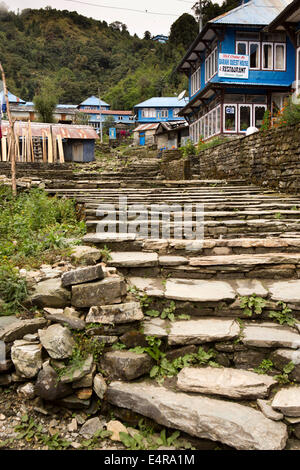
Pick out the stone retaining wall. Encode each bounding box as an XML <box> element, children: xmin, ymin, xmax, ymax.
<box><xmin>160</xmin><ymin>150</ymin><xmax>191</xmax><ymax>180</ymax></box>
<box><xmin>196</xmin><ymin>123</ymin><xmax>300</xmax><ymax>193</ymax></box>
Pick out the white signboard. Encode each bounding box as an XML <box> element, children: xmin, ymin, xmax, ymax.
<box><xmin>219</xmin><ymin>53</ymin><xmax>249</xmax><ymax>79</ymax></box>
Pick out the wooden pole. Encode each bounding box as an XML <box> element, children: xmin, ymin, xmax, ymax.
<box><xmin>0</xmin><ymin>62</ymin><xmax>17</xmax><ymax>196</ymax></box>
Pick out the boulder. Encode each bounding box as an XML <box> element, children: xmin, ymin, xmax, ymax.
<box><xmin>11</xmin><ymin>340</ymin><xmax>42</xmax><ymax>378</ymax></box>
<box><xmin>93</xmin><ymin>373</ymin><xmax>107</xmax><ymax>399</ymax></box>
<box><xmin>30</xmin><ymin>279</ymin><xmax>71</xmax><ymax>308</ymax></box>
<box><xmin>71</xmin><ymin>277</ymin><xmax>127</xmax><ymax>308</ymax></box>
<box><xmin>70</xmin><ymin>245</ymin><xmax>101</xmax><ymax>266</ymax></box>
<box><xmin>61</xmin><ymin>264</ymin><xmax>104</xmax><ymax>287</ymax></box>
<box><xmin>107</xmin><ymin>381</ymin><xmax>288</xmax><ymax>450</ymax></box>
<box><xmin>0</xmin><ymin>318</ymin><xmax>47</xmax><ymax>343</ymax></box>
<box><xmin>101</xmin><ymin>351</ymin><xmax>153</xmax><ymax>381</ymax></box>
<box><xmin>177</xmin><ymin>367</ymin><xmax>276</xmax><ymax>399</ymax></box>
<box><xmin>86</xmin><ymin>302</ymin><xmax>144</xmax><ymax>325</ymax></box>
<box><xmin>35</xmin><ymin>362</ymin><xmax>72</xmax><ymax>401</ymax></box>
<box><xmin>60</xmin><ymin>355</ymin><xmax>94</xmax><ymax>384</ymax></box>
<box><xmin>17</xmin><ymin>382</ymin><xmax>36</xmax><ymax>400</ymax></box>
<box><xmin>80</xmin><ymin>417</ymin><xmax>105</xmax><ymax>439</ymax></box>
<box><xmin>39</xmin><ymin>324</ymin><xmax>75</xmax><ymax>359</ymax></box>
<box><xmin>272</xmin><ymin>387</ymin><xmax>300</xmax><ymax>417</ymax></box>
<box><xmin>44</xmin><ymin>312</ymin><xmax>85</xmax><ymax>331</ymax></box>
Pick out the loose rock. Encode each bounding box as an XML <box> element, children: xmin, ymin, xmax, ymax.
<box><xmin>39</xmin><ymin>324</ymin><xmax>75</xmax><ymax>359</ymax></box>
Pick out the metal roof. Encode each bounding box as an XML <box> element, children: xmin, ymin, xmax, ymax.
<box><xmin>211</xmin><ymin>0</ymin><xmax>291</xmax><ymax>25</ymax></box>
<box><xmin>80</xmin><ymin>96</ymin><xmax>110</xmax><ymax>107</ymax></box>
<box><xmin>1</xmin><ymin>121</ymin><xmax>98</xmax><ymax>140</ymax></box>
<box><xmin>133</xmin><ymin>123</ymin><xmax>160</xmax><ymax>132</ymax></box>
<box><xmin>267</xmin><ymin>0</ymin><xmax>300</xmax><ymax>29</ymax></box>
<box><xmin>0</xmin><ymin>90</ymin><xmax>25</xmax><ymax>104</ymax></box>
<box><xmin>134</xmin><ymin>97</ymin><xmax>188</xmax><ymax>108</ymax></box>
<box><xmin>80</xmin><ymin>109</ymin><xmax>133</xmax><ymax>116</ymax></box>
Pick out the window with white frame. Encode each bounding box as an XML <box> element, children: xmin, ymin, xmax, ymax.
<box><xmin>205</xmin><ymin>47</ymin><xmax>218</xmax><ymax>83</ymax></box>
<box><xmin>249</xmin><ymin>42</ymin><xmax>260</xmax><ymax>69</ymax></box>
<box><xmin>274</xmin><ymin>43</ymin><xmax>286</xmax><ymax>70</ymax></box>
<box><xmin>236</xmin><ymin>41</ymin><xmax>248</xmax><ymax>55</ymax></box>
<box><xmin>191</xmin><ymin>66</ymin><xmax>201</xmax><ymax>96</ymax></box>
<box><xmin>224</xmin><ymin>104</ymin><xmax>237</xmax><ymax>133</ymax></box>
<box><xmin>262</xmin><ymin>43</ymin><xmax>273</xmax><ymax>70</ymax></box>
<box><xmin>142</xmin><ymin>108</ymin><xmax>156</xmax><ymax>118</ymax></box>
<box><xmin>160</xmin><ymin>109</ymin><xmax>169</xmax><ymax>118</ymax></box>
<box><xmin>190</xmin><ymin>105</ymin><xmax>221</xmax><ymax>142</ymax></box>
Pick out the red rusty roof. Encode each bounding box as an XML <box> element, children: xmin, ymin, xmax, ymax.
<box><xmin>1</xmin><ymin>121</ymin><xmax>99</xmax><ymax>140</ymax></box>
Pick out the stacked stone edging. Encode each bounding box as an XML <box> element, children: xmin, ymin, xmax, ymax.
<box><xmin>196</xmin><ymin>123</ymin><xmax>300</xmax><ymax>193</ymax></box>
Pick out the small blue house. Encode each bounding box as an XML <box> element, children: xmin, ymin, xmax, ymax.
<box><xmin>84</xmin><ymin>110</ymin><xmax>135</xmax><ymax>132</ymax></box>
<box><xmin>78</xmin><ymin>96</ymin><xmax>110</xmax><ymax>111</ymax></box>
<box><xmin>134</xmin><ymin>97</ymin><xmax>188</xmax><ymax>124</ymax></box>
<box><xmin>153</xmin><ymin>35</ymin><xmax>169</xmax><ymax>44</ymax></box>
<box><xmin>177</xmin><ymin>0</ymin><xmax>296</xmax><ymax>142</ymax></box>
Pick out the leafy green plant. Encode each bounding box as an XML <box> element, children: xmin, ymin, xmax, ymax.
<box><xmin>254</xmin><ymin>359</ymin><xmax>274</xmax><ymax>375</ymax></box>
<box><xmin>99</xmin><ymin>245</ymin><xmax>112</xmax><ymax>263</ymax></box>
<box><xmin>0</xmin><ymin>263</ymin><xmax>28</xmax><ymax>316</ymax></box>
<box><xmin>260</xmin><ymin>109</ymin><xmax>272</xmax><ymax>133</ymax></box>
<box><xmin>15</xmin><ymin>414</ymin><xmax>72</xmax><ymax>449</ymax></box>
<box><xmin>180</xmin><ymin>139</ymin><xmax>197</xmax><ymax>157</ymax></box>
<box><xmin>274</xmin><ymin>212</ymin><xmax>282</xmax><ymax>219</ymax></box>
<box><xmin>240</xmin><ymin>294</ymin><xmax>267</xmax><ymax>317</ymax></box>
<box><xmin>274</xmin><ymin>362</ymin><xmax>295</xmax><ymax>384</ymax></box>
<box><xmin>128</xmin><ymin>285</ymin><xmax>152</xmax><ymax>309</ymax></box>
<box><xmin>145</xmin><ymin>301</ymin><xmax>177</xmax><ymax>322</ymax></box>
<box><xmin>269</xmin><ymin>302</ymin><xmax>296</xmax><ymax>326</ymax></box>
<box><xmin>80</xmin><ymin>429</ymin><xmax>112</xmax><ymax>449</ymax></box>
<box><xmin>197</xmin><ymin>136</ymin><xmax>229</xmax><ymax>152</ymax></box>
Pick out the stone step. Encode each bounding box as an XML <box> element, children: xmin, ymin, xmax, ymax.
<box><xmin>109</xmin><ymin>251</ymin><xmax>300</xmax><ymax>280</ymax></box>
<box><xmin>176</xmin><ymin>366</ymin><xmax>276</xmax><ymax>399</ymax></box>
<box><xmin>106</xmin><ymin>381</ymin><xmax>288</xmax><ymax>450</ymax></box>
<box><xmin>127</xmin><ymin>276</ymin><xmax>300</xmax><ymax>308</ymax></box>
<box><xmin>83</xmin><ymin>234</ymin><xmax>300</xmax><ymax>255</ymax></box>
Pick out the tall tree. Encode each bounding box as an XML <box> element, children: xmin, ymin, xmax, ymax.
<box><xmin>33</xmin><ymin>77</ymin><xmax>59</xmax><ymax>123</ymax></box>
<box><xmin>169</xmin><ymin>13</ymin><xmax>198</xmax><ymax>49</ymax></box>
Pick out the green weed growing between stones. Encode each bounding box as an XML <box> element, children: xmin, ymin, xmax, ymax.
<box><xmin>0</xmin><ymin>262</ymin><xmax>28</xmax><ymax>316</ymax></box>
<box><xmin>274</xmin><ymin>362</ymin><xmax>296</xmax><ymax>385</ymax></box>
<box><xmin>269</xmin><ymin>302</ymin><xmax>296</xmax><ymax>327</ymax></box>
<box><xmin>254</xmin><ymin>359</ymin><xmax>274</xmax><ymax>375</ymax></box>
<box><xmin>240</xmin><ymin>294</ymin><xmax>267</xmax><ymax>317</ymax></box>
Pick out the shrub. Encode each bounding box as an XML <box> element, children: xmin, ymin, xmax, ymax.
<box><xmin>0</xmin><ymin>263</ymin><xmax>28</xmax><ymax>316</ymax></box>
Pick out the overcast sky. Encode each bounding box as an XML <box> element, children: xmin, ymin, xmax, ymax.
<box><xmin>4</xmin><ymin>0</ymin><xmax>202</xmax><ymax>37</ymax></box>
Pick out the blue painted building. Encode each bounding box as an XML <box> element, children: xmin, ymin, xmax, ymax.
<box><xmin>0</xmin><ymin>90</ymin><xmax>25</xmax><ymax>106</ymax></box>
<box><xmin>177</xmin><ymin>0</ymin><xmax>295</xmax><ymax>142</ymax></box>
<box><xmin>134</xmin><ymin>97</ymin><xmax>189</xmax><ymax>124</ymax></box>
<box><xmin>81</xmin><ymin>110</ymin><xmax>135</xmax><ymax>132</ymax></box>
<box><xmin>78</xmin><ymin>96</ymin><xmax>110</xmax><ymax>111</ymax></box>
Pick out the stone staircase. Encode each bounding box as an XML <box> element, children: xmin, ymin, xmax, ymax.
<box><xmin>45</xmin><ymin>177</ymin><xmax>300</xmax><ymax>450</ymax></box>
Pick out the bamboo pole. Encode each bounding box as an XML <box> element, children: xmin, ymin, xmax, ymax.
<box><xmin>0</xmin><ymin>63</ymin><xmax>17</xmax><ymax>196</ymax></box>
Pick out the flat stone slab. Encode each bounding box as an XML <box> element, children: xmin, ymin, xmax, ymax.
<box><xmin>272</xmin><ymin>388</ymin><xmax>300</xmax><ymax>417</ymax></box>
<box><xmin>101</xmin><ymin>351</ymin><xmax>153</xmax><ymax>381</ymax></box>
<box><xmin>61</xmin><ymin>264</ymin><xmax>104</xmax><ymax>287</ymax></box>
<box><xmin>0</xmin><ymin>318</ymin><xmax>47</xmax><ymax>343</ymax></box>
<box><xmin>83</xmin><ymin>234</ymin><xmax>137</xmax><ymax>243</ymax></box>
<box><xmin>128</xmin><ymin>277</ymin><xmax>165</xmax><ymax>298</ymax></box>
<box><xmin>165</xmin><ymin>279</ymin><xmax>236</xmax><ymax>302</ymax></box>
<box><xmin>267</xmin><ymin>280</ymin><xmax>300</xmax><ymax>304</ymax></box>
<box><xmin>189</xmin><ymin>253</ymin><xmax>300</xmax><ymax>267</ymax></box>
<box><xmin>107</xmin><ymin>381</ymin><xmax>288</xmax><ymax>450</ymax></box>
<box><xmin>86</xmin><ymin>302</ymin><xmax>144</xmax><ymax>324</ymax></box>
<box><xmin>242</xmin><ymin>323</ymin><xmax>300</xmax><ymax>349</ymax></box>
<box><xmin>177</xmin><ymin>367</ymin><xmax>276</xmax><ymax>399</ymax></box>
<box><xmin>143</xmin><ymin>318</ymin><xmax>240</xmax><ymax>346</ymax></box>
<box><xmin>257</xmin><ymin>399</ymin><xmax>284</xmax><ymax>421</ymax></box>
<box><xmin>71</xmin><ymin>276</ymin><xmax>127</xmax><ymax>308</ymax></box>
<box><xmin>159</xmin><ymin>256</ymin><xmax>188</xmax><ymax>266</ymax></box>
<box><xmin>108</xmin><ymin>252</ymin><xmax>158</xmax><ymax>267</ymax></box>
<box><xmin>234</xmin><ymin>279</ymin><xmax>268</xmax><ymax>298</ymax></box>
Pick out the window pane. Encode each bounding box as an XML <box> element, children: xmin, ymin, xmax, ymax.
<box><xmin>275</xmin><ymin>44</ymin><xmax>285</xmax><ymax>70</ymax></box>
<box><xmin>225</xmin><ymin>105</ymin><xmax>236</xmax><ymax>131</ymax></box>
<box><xmin>255</xmin><ymin>106</ymin><xmax>266</xmax><ymax>128</ymax></box>
<box><xmin>237</xmin><ymin>42</ymin><xmax>247</xmax><ymax>55</ymax></box>
<box><xmin>217</xmin><ymin>107</ymin><xmax>221</xmax><ymax>133</ymax></box>
<box><xmin>250</xmin><ymin>43</ymin><xmax>259</xmax><ymax>68</ymax></box>
<box><xmin>240</xmin><ymin>105</ymin><xmax>251</xmax><ymax>131</ymax></box>
<box><xmin>263</xmin><ymin>44</ymin><xmax>272</xmax><ymax>69</ymax></box>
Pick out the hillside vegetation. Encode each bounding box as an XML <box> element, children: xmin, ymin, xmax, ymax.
<box><xmin>0</xmin><ymin>2</ymin><xmax>238</xmax><ymax>109</ymax></box>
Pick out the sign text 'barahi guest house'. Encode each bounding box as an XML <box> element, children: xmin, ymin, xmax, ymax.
<box><xmin>219</xmin><ymin>54</ymin><xmax>249</xmax><ymax>79</ymax></box>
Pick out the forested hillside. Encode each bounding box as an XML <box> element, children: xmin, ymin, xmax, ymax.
<box><xmin>0</xmin><ymin>2</ymin><xmax>238</xmax><ymax>109</ymax></box>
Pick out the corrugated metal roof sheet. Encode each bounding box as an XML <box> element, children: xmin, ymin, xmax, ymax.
<box><xmin>134</xmin><ymin>97</ymin><xmax>188</xmax><ymax>108</ymax></box>
<box><xmin>1</xmin><ymin>121</ymin><xmax>98</xmax><ymax>140</ymax></box>
<box><xmin>80</xmin><ymin>96</ymin><xmax>110</xmax><ymax>107</ymax></box>
<box><xmin>211</xmin><ymin>0</ymin><xmax>292</xmax><ymax>25</ymax></box>
<box><xmin>0</xmin><ymin>90</ymin><xmax>25</xmax><ymax>104</ymax></box>
<box><xmin>133</xmin><ymin>123</ymin><xmax>160</xmax><ymax>132</ymax></box>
